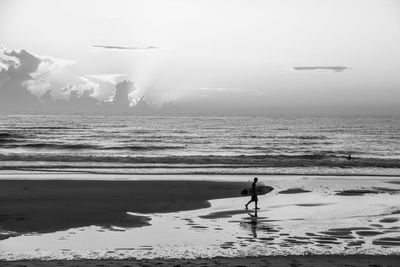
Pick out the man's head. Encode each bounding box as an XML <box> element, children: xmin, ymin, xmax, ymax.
<box><xmin>254</xmin><ymin>177</ymin><xmax>258</xmax><ymax>182</ymax></box>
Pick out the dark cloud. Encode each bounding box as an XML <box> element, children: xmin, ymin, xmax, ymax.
<box><xmin>38</xmin><ymin>80</ymin><xmax>137</xmax><ymax>114</ymax></box>
<box><xmin>91</xmin><ymin>45</ymin><xmax>158</xmax><ymax>50</ymax></box>
<box><xmin>293</xmin><ymin>66</ymin><xmax>351</xmax><ymax>72</ymax></box>
<box><xmin>108</xmin><ymin>80</ymin><xmax>135</xmax><ymax>112</ymax></box>
<box><xmin>133</xmin><ymin>96</ymin><xmax>154</xmax><ymax>115</ymax></box>
<box><xmin>0</xmin><ymin>48</ymin><xmax>141</xmax><ymax>114</ymax></box>
<box><xmin>0</xmin><ymin>49</ymin><xmax>41</xmax><ymax>112</ymax></box>
<box><xmin>66</xmin><ymin>87</ymin><xmax>99</xmax><ymax>112</ymax></box>
<box><xmin>38</xmin><ymin>85</ymin><xmax>99</xmax><ymax>113</ymax></box>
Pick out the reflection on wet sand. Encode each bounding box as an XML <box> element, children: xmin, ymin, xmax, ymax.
<box><xmin>239</xmin><ymin>216</ymin><xmax>279</xmax><ymax>240</ymax></box>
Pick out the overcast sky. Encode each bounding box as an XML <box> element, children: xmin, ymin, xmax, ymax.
<box><xmin>1</xmin><ymin>0</ymin><xmax>400</xmax><ymax>114</ymax></box>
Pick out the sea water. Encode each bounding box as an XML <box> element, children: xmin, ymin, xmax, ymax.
<box><xmin>0</xmin><ymin>114</ymin><xmax>400</xmax><ymax>175</ymax></box>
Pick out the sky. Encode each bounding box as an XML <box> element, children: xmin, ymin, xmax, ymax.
<box><xmin>1</xmin><ymin>0</ymin><xmax>400</xmax><ymax>115</ymax></box>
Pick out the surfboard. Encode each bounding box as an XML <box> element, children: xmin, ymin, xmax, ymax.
<box><xmin>241</xmin><ymin>185</ymin><xmax>273</xmax><ymax>196</ymax></box>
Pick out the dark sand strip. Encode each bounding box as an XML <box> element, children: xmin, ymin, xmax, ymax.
<box><xmin>335</xmin><ymin>187</ymin><xmax>400</xmax><ymax>196</ymax></box>
<box><xmin>0</xmin><ymin>180</ymin><xmax>247</xmax><ymax>237</ymax></box>
<box><xmin>373</xmin><ymin>237</ymin><xmax>400</xmax><ymax>247</ymax></box>
<box><xmin>380</xmin><ymin>217</ymin><xmax>399</xmax><ymax>223</ymax></box>
<box><xmin>336</xmin><ymin>189</ymin><xmax>379</xmax><ymax>196</ymax></box>
<box><xmin>1</xmin><ymin>255</ymin><xmax>399</xmax><ymax>267</ymax></box>
<box><xmin>373</xmin><ymin>187</ymin><xmax>400</xmax><ymax>194</ymax></box>
<box><xmin>355</xmin><ymin>230</ymin><xmax>384</xmax><ymax>236</ymax></box>
<box><xmin>200</xmin><ymin>209</ymin><xmax>248</xmax><ymax>219</ymax></box>
<box><xmin>295</xmin><ymin>203</ymin><xmax>331</xmax><ymax>207</ymax></box>
<box><xmin>278</xmin><ymin>188</ymin><xmax>311</xmax><ymax>194</ymax></box>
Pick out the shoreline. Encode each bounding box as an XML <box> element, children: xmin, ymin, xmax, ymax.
<box><xmin>1</xmin><ymin>255</ymin><xmax>400</xmax><ymax>266</ymax></box>
<box><xmin>1</xmin><ymin>167</ymin><xmax>400</xmax><ymax>177</ymax></box>
<box><xmin>1</xmin><ymin>173</ymin><xmax>400</xmax><ymax>180</ymax></box>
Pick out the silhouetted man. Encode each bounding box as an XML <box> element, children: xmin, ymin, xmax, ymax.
<box><xmin>245</xmin><ymin>177</ymin><xmax>258</xmax><ymax>210</ymax></box>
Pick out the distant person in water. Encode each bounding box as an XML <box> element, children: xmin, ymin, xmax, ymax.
<box><xmin>347</xmin><ymin>154</ymin><xmax>352</xmax><ymax>160</ymax></box>
<box><xmin>245</xmin><ymin>177</ymin><xmax>258</xmax><ymax>210</ymax></box>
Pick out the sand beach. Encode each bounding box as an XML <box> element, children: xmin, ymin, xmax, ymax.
<box><xmin>0</xmin><ymin>174</ymin><xmax>399</xmax><ymax>266</ymax></box>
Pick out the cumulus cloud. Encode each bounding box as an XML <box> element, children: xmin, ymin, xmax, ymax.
<box><xmin>1</xmin><ymin>47</ymin><xmax>256</xmax><ymax>115</ymax></box>
<box><xmin>37</xmin><ymin>84</ymin><xmax>99</xmax><ymax>113</ymax></box>
<box><xmin>0</xmin><ymin>47</ymin><xmax>77</xmax><ymax>112</ymax></box>
<box><xmin>293</xmin><ymin>66</ymin><xmax>351</xmax><ymax>72</ymax></box>
<box><xmin>64</xmin><ymin>86</ymin><xmax>99</xmax><ymax>113</ymax></box>
<box><xmin>0</xmin><ymin>49</ymin><xmax>41</xmax><ymax>111</ymax></box>
<box><xmin>30</xmin><ymin>55</ymin><xmax>75</xmax><ymax>96</ymax></box>
<box><xmin>38</xmin><ymin>80</ymin><xmax>137</xmax><ymax>114</ymax></box>
<box><xmin>83</xmin><ymin>74</ymin><xmax>126</xmax><ymax>100</ymax></box>
<box><xmin>0</xmin><ymin>48</ymin><xmax>19</xmax><ymax>70</ymax></box>
<box><xmin>106</xmin><ymin>80</ymin><xmax>136</xmax><ymax>112</ymax></box>
<box><xmin>0</xmin><ymin>47</ymin><xmax>142</xmax><ymax>113</ymax></box>
<box><xmin>85</xmin><ymin>74</ymin><xmax>126</xmax><ymax>83</ymax></box>
<box><xmin>0</xmin><ymin>48</ymin><xmax>268</xmax><ymax>115</ymax></box>
<box><xmin>38</xmin><ymin>55</ymin><xmax>75</xmax><ymax>72</ymax></box>
<box><xmin>91</xmin><ymin>45</ymin><xmax>158</xmax><ymax>50</ymax></box>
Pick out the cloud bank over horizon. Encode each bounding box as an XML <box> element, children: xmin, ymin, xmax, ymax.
<box><xmin>0</xmin><ymin>46</ymin><xmax>399</xmax><ymax>115</ymax></box>
<box><xmin>0</xmin><ymin>48</ymin><xmax>152</xmax><ymax>113</ymax></box>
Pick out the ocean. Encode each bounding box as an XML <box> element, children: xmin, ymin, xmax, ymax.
<box><xmin>1</xmin><ymin>114</ymin><xmax>400</xmax><ymax>176</ymax></box>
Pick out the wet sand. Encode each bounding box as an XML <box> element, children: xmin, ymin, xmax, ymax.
<box><xmin>0</xmin><ymin>179</ymin><xmax>247</xmax><ymax>237</ymax></box>
<box><xmin>1</xmin><ymin>255</ymin><xmax>400</xmax><ymax>266</ymax></box>
<box><xmin>1</xmin><ymin>175</ymin><xmax>400</xmax><ymax>263</ymax></box>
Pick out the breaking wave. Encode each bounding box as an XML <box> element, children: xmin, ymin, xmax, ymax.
<box><xmin>0</xmin><ymin>143</ymin><xmax>185</xmax><ymax>151</ymax></box>
<box><xmin>1</xmin><ymin>153</ymin><xmax>400</xmax><ymax>169</ymax></box>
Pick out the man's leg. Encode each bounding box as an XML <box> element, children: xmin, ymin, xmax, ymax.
<box><xmin>245</xmin><ymin>199</ymin><xmax>253</xmax><ymax>210</ymax></box>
